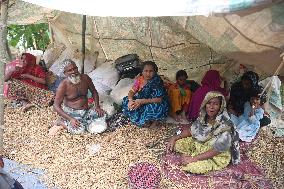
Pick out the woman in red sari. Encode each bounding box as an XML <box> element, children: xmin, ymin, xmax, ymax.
<box><xmin>186</xmin><ymin>70</ymin><xmax>228</xmax><ymax>121</ymax></box>
<box><xmin>5</xmin><ymin>53</ymin><xmax>54</xmax><ymax>109</ymax></box>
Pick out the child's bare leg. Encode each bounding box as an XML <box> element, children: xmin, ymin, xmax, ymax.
<box><xmin>181</xmin><ymin>111</ymin><xmax>187</xmax><ymax>121</ymax></box>
<box><xmin>174</xmin><ymin>113</ymin><xmax>182</xmax><ymax>122</ymax></box>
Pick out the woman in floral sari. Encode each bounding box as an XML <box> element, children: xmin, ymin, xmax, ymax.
<box><xmin>4</xmin><ymin>53</ymin><xmax>54</xmax><ymax>109</ymax></box>
<box><xmin>167</xmin><ymin>91</ymin><xmax>239</xmax><ymax>174</ymax></box>
<box><xmin>122</xmin><ymin>61</ymin><xmax>169</xmax><ymax>127</ymax></box>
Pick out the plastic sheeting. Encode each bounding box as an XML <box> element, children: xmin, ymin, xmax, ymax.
<box><xmin>6</xmin><ymin>0</ymin><xmax>284</xmax><ymax>80</ymax></box>
<box><xmin>3</xmin><ymin>158</ymin><xmax>48</xmax><ymax>189</ymax></box>
<box><xmin>22</xmin><ymin>0</ymin><xmax>273</xmax><ymax>17</ymax></box>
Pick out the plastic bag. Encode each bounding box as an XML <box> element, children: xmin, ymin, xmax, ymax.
<box><xmin>87</xmin><ymin>115</ymin><xmax>107</xmax><ymax>134</ymax></box>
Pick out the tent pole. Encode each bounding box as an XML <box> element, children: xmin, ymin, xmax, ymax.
<box><xmin>261</xmin><ymin>53</ymin><xmax>284</xmax><ymax>96</ymax></box>
<box><xmin>81</xmin><ymin>15</ymin><xmax>86</xmax><ymax>74</ymax></box>
<box><xmin>0</xmin><ymin>0</ymin><xmax>9</xmax><ymax>155</ymax></box>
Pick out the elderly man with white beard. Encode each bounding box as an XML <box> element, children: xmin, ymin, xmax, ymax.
<box><xmin>48</xmin><ymin>59</ymin><xmax>105</xmax><ymax>136</ymax></box>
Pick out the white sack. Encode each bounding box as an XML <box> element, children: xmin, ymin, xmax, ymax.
<box><xmin>92</xmin><ymin>80</ymin><xmax>112</xmax><ymax>96</ymax></box>
<box><xmin>43</xmin><ymin>43</ymin><xmax>66</xmax><ymax>68</ymax></box>
<box><xmin>88</xmin><ymin>61</ymin><xmax>119</xmax><ymax>89</ymax></box>
<box><xmin>110</xmin><ymin>78</ymin><xmax>134</xmax><ymax>105</ymax></box>
<box><xmin>49</xmin><ymin>47</ymin><xmax>97</xmax><ymax>76</ymax></box>
<box><xmin>99</xmin><ymin>95</ymin><xmax>116</xmax><ymax>116</ymax></box>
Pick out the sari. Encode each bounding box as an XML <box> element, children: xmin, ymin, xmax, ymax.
<box><xmin>122</xmin><ymin>74</ymin><xmax>169</xmax><ymax>126</ymax></box>
<box><xmin>186</xmin><ymin>70</ymin><xmax>227</xmax><ymax>121</ymax></box>
<box><xmin>5</xmin><ymin>53</ymin><xmax>54</xmax><ymax>107</ymax></box>
<box><xmin>10</xmin><ymin>53</ymin><xmax>47</xmax><ymax>90</ymax></box>
<box><xmin>175</xmin><ymin>92</ymin><xmax>240</xmax><ymax>174</ymax></box>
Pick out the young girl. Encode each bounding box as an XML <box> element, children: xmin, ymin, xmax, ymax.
<box><xmin>230</xmin><ymin>88</ymin><xmax>264</xmax><ymax>142</ymax></box>
<box><xmin>168</xmin><ymin>70</ymin><xmax>192</xmax><ymax>122</ymax></box>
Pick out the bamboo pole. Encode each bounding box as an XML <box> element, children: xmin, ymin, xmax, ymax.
<box><xmin>0</xmin><ymin>0</ymin><xmax>9</xmax><ymax>155</ymax></box>
<box><xmin>261</xmin><ymin>53</ymin><xmax>284</xmax><ymax>96</ymax></box>
<box><xmin>81</xmin><ymin>15</ymin><xmax>86</xmax><ymax>74</ymax></box>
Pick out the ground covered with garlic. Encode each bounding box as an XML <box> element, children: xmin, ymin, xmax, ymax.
<box><xmin>3</xmin><ymin>103</ymin><xmax>284</xmax><ymax>189</ymax></box>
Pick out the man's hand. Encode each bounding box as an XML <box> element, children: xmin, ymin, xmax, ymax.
<box><xmin>70</xmin><ymin>118</ymin><xmax>80</xmax><ymax>128</ymax></box>
<box><xmin>95</xmin><ymin>106</ymin><xmax>105</xmax><ymax>117</ymax></box>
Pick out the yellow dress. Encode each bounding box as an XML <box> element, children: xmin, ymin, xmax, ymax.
<box><xmin>167</xmin><ymin>84</ymin><xmax>191</xmax><ymax>115</ymax></box>
<box><xmin>175</xmin><ymin>137</ymin><xmax>231</xmax><ymax>174</ymax></box>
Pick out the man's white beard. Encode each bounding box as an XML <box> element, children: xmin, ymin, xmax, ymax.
<box><xmin>68</xmin><ymin>74</ymin><xmax>81</xmax><ymax>84</ymax></box>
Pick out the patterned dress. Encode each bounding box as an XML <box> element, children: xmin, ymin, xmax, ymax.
<box><xmin>61</xmin><ymin>105</ymin><xmax>105</xmax><ymax>135</ymax></box>
<box><xmin>122</xmin><ymin>74</ymin><xmax>169</xmax><ymax>126</ymax></box>
<box><xmin>174</xmin><ymin>92</ymin><xmax>240</xmax><ymax>174</ymax></box>
<box><xmin>231</xmin><ymin>102</ymin><xmax>264</xmax><ymax>142</ymax></box>
<box><xmin>167</xmin><ymin>83</ymin><xmax>191</xmax><ymax>115</ymax></box>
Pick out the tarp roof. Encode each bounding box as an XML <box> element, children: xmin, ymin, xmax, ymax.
<box><xmin>22</xmin><ymin>0</ymin><xmax>275</xmax><ymax>17</ymax></box>
<box><xmin>6</xmin><ymin>0</ymin><xmax>284</xmax><ymax>79</ymax></box>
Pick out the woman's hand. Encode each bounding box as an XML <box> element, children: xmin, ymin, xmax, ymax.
<box><xmin>166</xmin><ymin>137</ymin><xmax>177</xmax><ymax>154</ymax></box>
<box><xmin>128</xmin><ymin>99</ymin><xmax>135</xmax><ymax>110</ymax></box>
<box><xmin>21</xmin><ymin>74</ymin><xmax>33</xmax><ymax>79</ymax></box>
<box><xmin>132</xmin><ymin>99</ymin><xmax>145</xmax><ymax>109</ymax></box>
<box><xmin>180</xmin><ymin>155</ymin><xmax>196</xmax><ymax>165</ymax></box>
<box><xmin>0</xmin><ymin>156</ymin><xmax>4</xmax><ymax>168</ymax></box>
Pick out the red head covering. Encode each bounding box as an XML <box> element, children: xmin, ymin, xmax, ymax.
<box><xmin>22</xmin><ymin>53</ymin><xmax>36</xmax><ymax>68</ymax></box>
<box><xmin>186</xmin><ymin>70</ymin><xmax>227</xmax><ymax>121</ymax></box>
<box><xmin>201</xmin><ymin>70</ymin><xmax>222</xmax><ymax>90</ymax></box>
<box><xmin>10</xmin><ymin>53</ymin><xmax>47</xmax><ymax>89</ymax></box>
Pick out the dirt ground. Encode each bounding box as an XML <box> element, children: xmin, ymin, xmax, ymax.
<box><xmin>3</xmin><ymin>103</ymin><xmax>284</xmax><ymax>189</ymax></box>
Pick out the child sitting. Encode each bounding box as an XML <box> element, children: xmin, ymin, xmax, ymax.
<box><xmin>167</xmin><ymin>70</ymin><xmax>192</xmax><ymax>122</ymax></box>
<box><xmin>230</xmin><ymin>88</ymin><xmax>264</xmax><ymax>142</ymax></box>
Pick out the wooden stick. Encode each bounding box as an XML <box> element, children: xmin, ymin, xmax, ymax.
<box><xmin>261</xmin><ymin>53</ymin><xmax>284</xmax><ymax>96</ymax></box>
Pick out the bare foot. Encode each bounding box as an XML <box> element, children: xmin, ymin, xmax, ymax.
<box><xmin>171</xmin><ymin>113</ymin><xmax>182</xmax><ymax>122</ymax></box>
<box><xmin>149</xmin><ymin>121</ymin><xmax>159</xmax><ymax>130</ymax></box>
<box><xmin>181</xmin><ymin>112</ymin><xmax>187</xmax><ymax>121</ymax></box>
<box><xmin>48</xmin><ymin>125</ymin><xmax>64</xmax><ymax>137</ymax></box>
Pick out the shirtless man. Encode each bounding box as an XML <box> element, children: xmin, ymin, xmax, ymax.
<box><xmin>48</xmin><ymin>59</ymin><xmax>105</xmax><ymax>136</ymax></box>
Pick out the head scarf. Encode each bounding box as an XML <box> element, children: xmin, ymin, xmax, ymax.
<box><xmin>201</xmin><ymin>70</ymin><xmax>222</xmax><ymax>90</ymax></box>
<box><xmin>191</xmin><ymin>91</ymin><xmax>231</xmax><ymax>142</ymax></box>
<box><xmin>186</xmin><ymin>70</ymin><xmax>227</xmax><ymax>121</ymax></box>
<box><xmin>22</xmin><ymin>53</ymin><xmax>36</xmax><ymax>68</ymax></box>
<box><xmin>241</xmin><ymin>71</ymin><xmax>259</xmax><ymax>89</ymax></box>
<box><xmin>199</xmin><ymin>91</ymin><xmax>226</xmax><ymax>121</ymax></box>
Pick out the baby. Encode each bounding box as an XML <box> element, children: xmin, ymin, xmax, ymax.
<box><xmin>230</xmin><ymin>89</ymin><xmax>264</xmax><ymax>142</ymax></box>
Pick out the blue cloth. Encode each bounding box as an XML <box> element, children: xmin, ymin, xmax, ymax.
<box><xmin>48</xmin><ymin>76</ymin><xmax>63</xmax><ymax>93</ymax></box>
<box><xmin>3</xmin><ymin>158</ymin><xmax>48</xmax><ymax>189</ymax></box>
<box><xmin>231</xmin><ymin>102</ymin><xmax>264</xmax><ymax>142</ymax></box>
<box><xmin>122</xmin><ymin>75</ymin><xmax>169</xmax><ymax>126</ymax></box>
